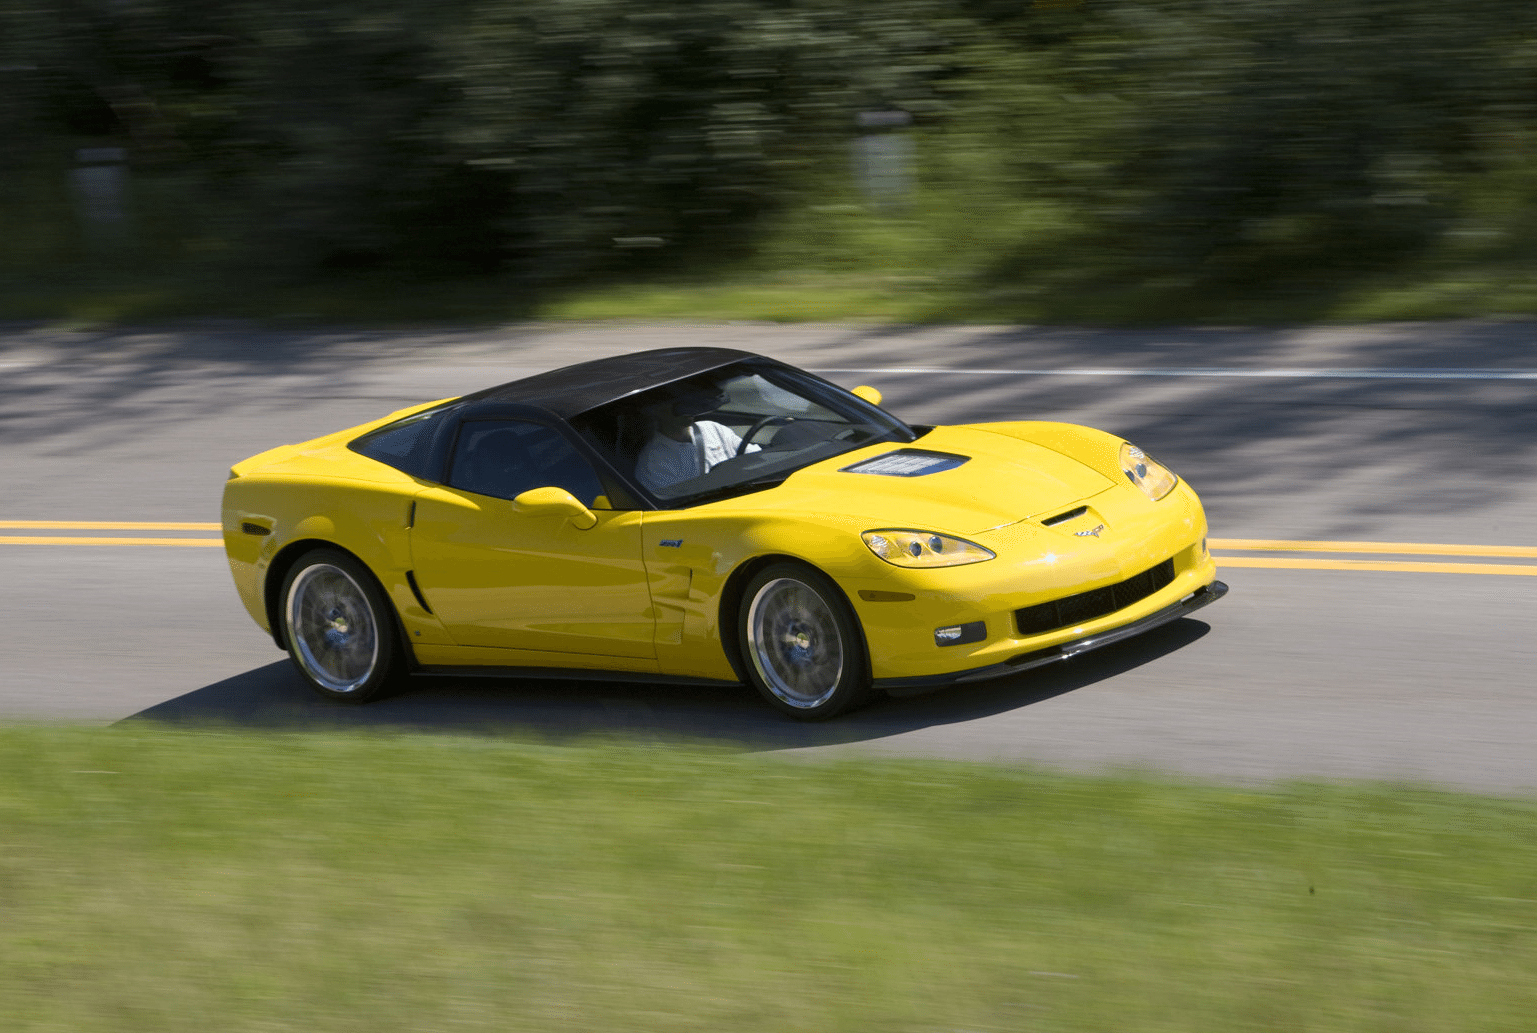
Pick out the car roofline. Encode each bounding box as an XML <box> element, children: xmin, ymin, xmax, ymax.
<box><xmin>463</xmin><ymin>347</ymin><xmax>762</xmax><ymax>419</ymax></box>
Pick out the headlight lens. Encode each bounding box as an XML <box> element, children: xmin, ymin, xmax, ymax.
<box><xmin>862</xmin><ymin>529</ymin><xmax>996</xmax><ymax>568</ymax></box>
<box><xmin>1120</xmin><ymin>441</ymin><xmax>1178</xmax><ymax>501</ymax></box>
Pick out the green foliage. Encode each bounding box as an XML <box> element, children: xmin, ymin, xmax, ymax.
<box><xmin>8</xmin><ymin>0</ymin><xmax>1537</xmax><ymax>322</ymax></box>
<box><xmin>1</xmin><ymin>0</ymin><xmax>960</xmax><ymax>283</ymax></box>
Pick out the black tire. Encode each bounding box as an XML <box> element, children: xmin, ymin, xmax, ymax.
<box><xmin>279</xmin><ymin>548</ymin><xmax>404</xmax><ymax>703</ymax></box>
<box><xmin>737</xmin><ymin>561</ymin><xmax>873</xmax><ymax>720</ymax></box>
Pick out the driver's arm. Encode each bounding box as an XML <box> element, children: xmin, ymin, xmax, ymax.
<box><xmin>696</xmin><ymin>420</ymin><xmax>758</xmax><ymax>469</ymax></box>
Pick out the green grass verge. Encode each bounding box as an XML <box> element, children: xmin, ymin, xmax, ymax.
<box><xmin>3</xmin><ymin>725</ymin><xmax>1534</xmax><ymax>1032</ymax></box>
<box><xmin>10</xmin><ymin>260</ymin><xmax>1537</xmax><ymax>329</ymax></box>
<box><xmin>10</xmin><ymin>185</ymin><xmax>1537</xmax><ymax>327</ymax></box>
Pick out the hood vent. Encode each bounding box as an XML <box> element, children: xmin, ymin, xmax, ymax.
<box><xmin>1042</xmin><ymin>505</ymin><xmax>1088</xmax><ymax>527</ymax></box>
<box><xmin>840</xmin><ymin>449</ymin><xmax>969</xmax><ymax>478</ymax></box>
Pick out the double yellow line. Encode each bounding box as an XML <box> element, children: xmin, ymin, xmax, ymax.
<box><xmin>1210</xmin><ymin>538</ymin><xmax>1537</xmax><ymax>577</ymax></box>
<box><xmin>2</xmin><ymin>522</ymin><xmax>1534</xmax><ymax>576</ymax></box>
<box><xmin>0</xmin><ymin>521</ymin><xmax>223</xmax><ymax>548</ymax></box>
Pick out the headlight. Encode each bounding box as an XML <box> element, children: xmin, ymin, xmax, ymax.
<box><xmin>862</xmin><ymin>529</ymin><xmax>995</xmax><ymax>568</ymax></box>
<box><xmin>1120</xmin><ymin>441</ymin><xmax>1178</xmax><ymax>501</ymax></box>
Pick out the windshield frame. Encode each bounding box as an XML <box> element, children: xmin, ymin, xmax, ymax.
<box><xmin>569</xmin><ymin>359</ymin><xmax>917</xmax><ymax>509</ymax></box>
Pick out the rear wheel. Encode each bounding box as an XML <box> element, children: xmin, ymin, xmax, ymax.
<box><xmin>738</xmin><ymin>562</ymin><xmax>873</xmax><ymax>720</ymax></box>
<box><xmin>280</xmin><ymin>548</ymin><xmax>403</xmax><ymax>702</ymax></box>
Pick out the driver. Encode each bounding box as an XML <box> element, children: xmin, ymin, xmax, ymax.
<box><xmin>634</xmin><ymin>387</ymin><xmax>759</xmax><ymax>494</ymax></box>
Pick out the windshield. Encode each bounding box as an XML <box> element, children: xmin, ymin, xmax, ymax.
<box><xmin>571</xmin><ymin>362</ymin><xmax>915</xmax><ymax>507</ymax></box>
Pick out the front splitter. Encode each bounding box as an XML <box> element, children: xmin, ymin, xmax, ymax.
<box><xmin>877</xmin><ymin>580</ymin><xmax>1229</xmax><ymax>696</ymax></box>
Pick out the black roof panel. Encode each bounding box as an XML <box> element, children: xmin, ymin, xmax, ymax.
<box><xmin>465</xmin><ymin>347</ymin><xmax>759</xmax><ymax>418</ymax></box>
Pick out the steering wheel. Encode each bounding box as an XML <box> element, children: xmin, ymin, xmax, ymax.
<box><xmin>737</xmin><ymin>415</ymin><xmax>796</xmax><ymax>455</ymax></box>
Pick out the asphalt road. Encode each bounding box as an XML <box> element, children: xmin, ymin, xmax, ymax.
<box><xmin>2</xmin><ymin>320</ymin><xmax>1534</xmax><ymax>793</ymax></box>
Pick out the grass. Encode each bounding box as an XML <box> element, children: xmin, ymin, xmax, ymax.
<box><xmin>11</xmin><ymin>264</ymin><xmax>1537</xmax><ymax>329</ymax></box>
<box><xmin>538</xmin><ymin>271</ymin><xmax>956</xmax><ymax>324</ymax></box>
<box><xmin>9</xmin><ymin>157</ymin><xmax>1537</xmax><ymax>329</ymax></box>
<box><xmin>11</xmin><ymin>243</ymin><xmax>1537</xmax><ymax>330</ymax></box>
<box><xmin>2</xmin><ymin>724</ymin><xmax>1535</xmax><ymax>1032</ymax></box>
<box><xmin>10</xmin><ymin>158</ymin><xmax>1537</xmax><ymax>328</ymax></box>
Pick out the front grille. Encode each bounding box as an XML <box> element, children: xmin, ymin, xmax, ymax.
<box><xmin>1014</xmin><ymin>558</ymin><xmax>1176</xmax><ymax>636</ymax></box>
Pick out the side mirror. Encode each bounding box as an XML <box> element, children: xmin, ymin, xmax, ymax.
<box><xmin>851</xmin><ymin>385</ymin><xmax>883</xmax><ymax>406</ymax></box>
<box><xmin>512</xmin><ymin>487</ymin><xmax>598</xmax><ymax>529</ymax></box>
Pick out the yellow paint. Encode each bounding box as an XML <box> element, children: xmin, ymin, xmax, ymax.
<box><xmin>1212</xmin><ymin>537</ymin><xmax>1537</xmax><ymax>559</ymax></box>
<box><xmin>0</xmin><ymin>536</ymin><xmax>223</xmax><ymax>547</ymax></box>
<box><xmin>1218</xmin><ymin>556</ymin><xmax>1537</xmax><ymax>576</ymax></box>
<box><xmin>218</xmin><ymin>411</ymin><xmax>1219</xmax><ymax>684</ymax></box>
<box><xmin>512</xmin><ymin>486</ymin><xmax>599</xmax><ymax>529</ymax></box>
<box><xmin>18</xmin><ymin>529</ymin><xmax>1528</xmax><ymax>558</ymax></box>
<box><xmin>222</xmin><ymin>454</ymin><xmax>438</xmax><ymax>642</ymax></box>
<box><xmin>411</xmin><ymin>486</ymin><xmax>653</xmax><ymax>658</ymax></box>
<box><xmin>0</xmin><ymin>520</ymin><xmax>220</xmax><ymax>531</ymax></box>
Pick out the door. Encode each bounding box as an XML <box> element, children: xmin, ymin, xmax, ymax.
<box><xmin>409</xmin><ymin>418</ymin><xmax>654</xmax><ymax>658</ymax></box>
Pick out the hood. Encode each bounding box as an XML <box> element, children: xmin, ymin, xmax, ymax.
<box><xmin>763</xmin><ymin>424</ymin><xmax>1115</xmax><ymax>536</ymax></box>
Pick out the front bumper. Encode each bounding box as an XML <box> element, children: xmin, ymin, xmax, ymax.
<box><xmin>875</xmin><ymin>579</ymin><xmax>1228</xmax><ymax>695</ymax></box>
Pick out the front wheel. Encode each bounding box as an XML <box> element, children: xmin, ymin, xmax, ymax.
<box><xmin>280</xmin><ymin>548</ymin><xmax>403</xmax><ymax>702</ymax></box>
<box><xmin>738</xmin><ymin>562</ymin><xmax>873</xmax><ymax>720</ymax></box>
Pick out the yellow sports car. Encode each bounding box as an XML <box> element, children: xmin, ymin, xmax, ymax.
<box><xmin>222</xmin><ymin>348</ymin><xmax>1225</xmax><ymax>718</ymax></box>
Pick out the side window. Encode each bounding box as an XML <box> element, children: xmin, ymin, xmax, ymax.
<box><xmin>448</xmin><ymin>420</ymin><xmax>606</xmax><ymax>506</ymax></box>
<box><xmin>348</xmin><ymin>403</ymin><xmax>452</xmax><ymax>479</ymax></box>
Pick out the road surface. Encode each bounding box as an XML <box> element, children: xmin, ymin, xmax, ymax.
<box><xmin>2</xmin><ymin>320</ymin><xmax>1533</xmax><ymax>793</ymax></box>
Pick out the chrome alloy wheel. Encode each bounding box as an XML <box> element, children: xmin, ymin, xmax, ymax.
<box><xmin>284</xmin><ymin>562</ymin><xmax>380</xmax><ymax>695</ymax></box>
<box><xmin>745</xmin><ymin>577</ymin><xmax>845</xmax><ymax>709</ymax></box>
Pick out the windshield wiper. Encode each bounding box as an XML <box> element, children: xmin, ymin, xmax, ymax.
<box><xmin>677</xmin><ymin>476</ymin><xmax>787</xmax><ymax>506</ymax></box>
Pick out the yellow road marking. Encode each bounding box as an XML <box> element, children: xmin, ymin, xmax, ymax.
<box><xmin>0</xmin><ymin>520</ymin><xmax>221</xmax><ymax>531</ymax></box>
<box><xmin>0</xmin><ymin>536</ymin><xmax>223</xmax><ymax>548</ymax></box>
<box><xmin>1211</xmin><ymin>537</ymin><xmax>1537</xmax><ymax>559</ymax></box>
<box><xmin>1</xmin><ymin>525</ymin><xmax>1533</xmax><ymax>578</ymax></box>
<box><xmin>1217</xmin><ymin>556</ymin><xmax>1537</xmax><ymax>576</ymax></box>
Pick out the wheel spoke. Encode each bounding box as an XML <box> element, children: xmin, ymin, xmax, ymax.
<box><xmin>286</xmin><ymin>563</ymin><xmax>379</xmax><ymax>694</ymax></box>
<box><xmin>747</xmin><ymin>577</ymin><xmax>844</xmax><ymax>708</ymax></box>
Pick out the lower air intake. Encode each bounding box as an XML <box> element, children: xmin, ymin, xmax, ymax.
<box><xmin>1015</xmin><ymin>558</ymin><xmax>1176</xmax><ymax>636</ymax></box>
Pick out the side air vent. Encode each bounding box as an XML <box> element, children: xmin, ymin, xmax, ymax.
<box><xmin>1042</xmin><ymin>505</ymin><xmax>1088</xmax><ymax>527</ymax></box>
<box><xmin>240</xmin><ymin>522</ymin><xmax>271</xmax><ymax>537</ymax></box>
<box><xmin>1015</xmin><ymin>559</ymin><xmax>1176</xmax><ymax>636</ymax></box>
<box><xmin>405</xmin><ymin>570</ymin><xmax>434</xmax><ymax>615</ymax></box>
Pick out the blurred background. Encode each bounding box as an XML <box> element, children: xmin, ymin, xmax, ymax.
<box><xmin>6</xmin><ymin>0</ymin><xmax>1537</xmax><ymax>325</ymax></box>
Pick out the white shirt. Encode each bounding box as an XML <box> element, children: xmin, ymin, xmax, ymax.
<box><xmin>635</xmin><ymin>421</ymin><xmax>759</xmax><ymax>494</ymax></box>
